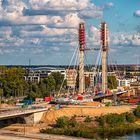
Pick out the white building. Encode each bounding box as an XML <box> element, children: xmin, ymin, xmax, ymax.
<box><xmin>117</xmin><ymin>79</ymin><xmax>131</xmax><ymax>87</ymax></box>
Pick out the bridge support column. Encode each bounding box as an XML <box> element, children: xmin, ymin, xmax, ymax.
<box><xmin>23</xmin><ymin>111</ymin><xmax>45</xmax><ymax>124</ymax></box>
<box><xmin>23</xmin><ymin>114</ymin><xmax>34</xmax><ymax>124</ymax></box>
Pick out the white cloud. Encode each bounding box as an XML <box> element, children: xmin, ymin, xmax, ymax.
<box><xmin>20</xmin><ymin>25</ymin><xmax>77</xmax><ymax>37</ymax></box>
<box><xmin>88</xmin><ymin>26</ymin><xmax>100</xmax><ymax>46</ymax></box>
<box><xmin>29</xmin><ymin>0</ymin><xmax>103</xmax><ymax>19</ymax></box>
<box><xmin>134</xmin><ymin>10</ymin><xmax>140</xmax><ymax>17</ymax></box>
<box><xmin>47</xmin><ymin>13</ymin><xmax>81</xmax><ymax>28</ymax></box>
<box><xmin>110</xmin><ymin>33</ymin><xmax>140</xmax><ymax>46</ymax></box>
<box><xmin>0</xmin><ymin>0</ymin><xmax>49</xmax><ymax>25</ymax></box>
<box><xmin>131</xmin><ymin>35</ymin><xmax>140</xmax><ymax>45</ymax></box>
<box><xmin>0</xmin><ymin>27</ymin><xmax>12</xmax><ymax>38</ymax></box>
<box><xmin>105</xmin><ymin>2</ymin><xmax>114</xmax><ymax>8</ymax></box>
<box><xmin>29</xmin><ymin>0</ymin><xmax>89</xmax><ymax>10</ymax></box>
<box><xmin>88</xmin><ymin>27</ymin><xmax>140</xmax><ymax>47</ymax></box>
<box><xmin>51</xmin><ymin>46</ymin><xmax>60</xmax><ymax>52</ymax></box>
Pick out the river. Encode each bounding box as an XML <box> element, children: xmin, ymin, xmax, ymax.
<box><xmin>110</xmin><ymin>132</ymin><xmax>140</xmax><ymax>140</ymax></box>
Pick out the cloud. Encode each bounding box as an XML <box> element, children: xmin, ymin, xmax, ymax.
<box><xmin>105</xmin><ymin>2</ymin><xmax>114</xmax><ymax>8</ymax></box>
<box><xmin>134</xmin><ymin>10</ymin><xmax>140</xmax><ymax>17</ymax></box>
<box><xmin>0</xmin><ymin>0</ymin><xmax>139</xmax><ymax>65</ymax></box>
<box><xmin>88</xmin><ymin>26</ymin><xmax>140</xmax><ymax>47</ymax></box>
<box><xmin>20</xmin><ymin>25</ymin><xmax>77</xmax><ymax>38</ymax></box>
<box><xmin>47</xmin><ymin>13</ymin><xmax>81</xmax><ymax>28</ymax></box>
<box><xmin>28</xmin><ymin>0</ymin><xmax>103</xmax><ymax>19</ymax></box>
<box><xmin>29</xmin><ymin>0</ymin><xmax>89</xmax><ymax>10</ymax></box>
<box><xmin>110</xmin><ymin>33</ymin><xmax>140</xmax><ymax>46</ymax></box>
<box><xmin>88</xmin><ymin>26</ymin><xmax>100</xmax><ymax>46</ymax></box>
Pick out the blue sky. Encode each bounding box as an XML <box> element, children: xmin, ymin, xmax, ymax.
<box><xmin>0</xmin><ymin>0</ymin><xmax>140</xmax><ymax>65</ymax></box>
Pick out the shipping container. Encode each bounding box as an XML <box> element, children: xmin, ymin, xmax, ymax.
<box><xmin>128</xmin><ymin>99</ymin><xmax>140</xmax><ymax>104</ymax></box>
<box><xmin>77</xmin><ymin>95</ymin><xmax>84</xmax><ymax>100</ymax></box>
<box><xmin>22</xmin><ymin>99</ymin><xmax>32</xmax><ymax>105</ymax></box>
<box><xmin>97</xmin><ymin>92</ymin><xmax>104</xmax><ymax>96</ymax></box>
<box><xmin>45</xmin><ymin>97</ymin><xmax>52</xmax><ymax>102</ymax></box>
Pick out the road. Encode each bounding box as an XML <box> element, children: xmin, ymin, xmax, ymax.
<box><xmin>0</xmin><ymin>130</ymin><xmax>91</xmax><ymax>140</ymax></box>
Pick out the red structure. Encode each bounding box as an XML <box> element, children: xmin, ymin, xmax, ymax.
<box><xmin>79</xmin><ymin>22</ymin><xmax>85</xmax><ymax>51</ymax></box>
<box><xmin>44</xmin><ymin>97</ymin><xmax>52</xmax><ymax>102</ymax></box>
<box><xmin>77</xmin><ymin>95</ymin><xmax>84</xmax><ymax>100</ymax></box>
<box><xmin>79</xmin><ymin>22</ymin><xmax>86</xmax><ymax>94</ymax></box>
<box><xmin>128</xmin><ymin>99</ymin><xmax>140</xmax><ymax>104</ymax></box>
<box><xmin>100</xmin><ymin>22</ymin><xmax>109</xmax><ymax>51</ymax></box>
<box><xmin>100</xmin><ymin>22</ymin><xmax>109</xmax><ymax>93</ymax></box>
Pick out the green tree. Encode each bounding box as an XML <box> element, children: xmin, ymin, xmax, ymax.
<box><xmin>108</xmin><ymin>76</ymin><xmax>118</xmax><ymax>89</ymax></box>
<box><xmin>38</xmin><ymin>81</ymin><xmax>48</xmax><ymax>97</ymax></box>
<box><xmin>133</xmin><ymin>105</ymin><xmax>140</xmax><ymax>118</ymax></box>
<box><xmin>56</xmin><ymin>116</ymin><xmax>69</xmax><ymax>128</ymax></box>
<box><xmin>0</xmin><ymin>88</ymin><xmax>3</xmax><ymax>104</ymax></box>
<box><xmin>43</xmin><ymin>75</ymin><xmax>56</xmax><ymax>94</ymax></box>
<box><xmin>51</xmin><ymin>72</ymin><xmax>66</xmax><ymax>91</ymax></box>
<box><xmin>125</xmin><ymin>112</ymin><xmax>135</xmax><ymax>123</ymax></box>
<box><xmin>0</xmin><ymin>67</ymin><xmax>28</xmax><ymax>97</ymax></box>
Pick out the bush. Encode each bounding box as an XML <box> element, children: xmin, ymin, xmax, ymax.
<box><xmin>106</xmin><ymin>113</ymin><xmax>125</xmax><ymax>126</ymax></box>
<box><xmin>133</xmin><ymin>106</ymin><xmax>140</xmax><ymax>118</ymax></box>
<box><xmin>84</xmin><ymin>116</ymin><xmax>92</xmax><ymax>123</ymax></box>
<box><xmin>96</xmin><ymin>116</ymin><xmax>106</xmax><ymax>127</ymax></box>
<box><xmin>1</xmin><ymin>100</ymin><xmax>5</xmax><ymax>104</ymax></box>
<box><xmin>56</xmin><ymin>116</ymin><xmax>69</xmax><ymax>128</ymax></box>
<box><xmin>69</xmin><ymin>116</ymin><xmax>77</xmax><ymax>127</ymax></box>
<box><xmin>6</xmin><ymin>99</ymin><xmax>15</xmax><ymax>105</ymax></box>
<box><xmin>96</xmin><ymin>113</ymin><xmax>126</xmax><ymax>127</ymax></box>
<box><xmin>125</xmin><ymin>112</ymin><xmax>135</xmax><ymax>123</ymax></box>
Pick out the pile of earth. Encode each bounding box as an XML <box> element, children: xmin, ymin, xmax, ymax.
<box><xmin>41</xmin><ymin>105</ymin><xmax>134</xmax><ymax>123</ymax></box>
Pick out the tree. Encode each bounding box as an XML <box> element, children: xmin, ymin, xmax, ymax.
<box><xmin>0</xmin><ymin>67</ymin><xmax>28</xmax><ymax>97</ymax></box>
<box><xmin>108</xmin><ymin>76</ymin><xmax>118</xmax><ymax>89</ymax></box>
<box><xmin>51</xmin><ymin>72</ymin><xmax>66</xmax><ymax>91</ymax></box>
<box><xmin>38</xmin><ymin>81</ymin><xmax>48</xmax><ymax>97</ymax></box>
<box><xmin>0</xmin><ymin>88</ymin><xmax>3</xmax><ymax>104</ymax></box>
<box><xmin>43</xmin><ymin>75</ymin><xmax>56</xmax><ymax>94</ymax></box>
<box><xmin>56</xmin><ymin>116</ymin><xmax>69</xmax><ymax>128</ymax></box>
<box><xmin>133</xmin><ymin>105</ymin><xmax>140</xmax><ymax>118</ymax></box>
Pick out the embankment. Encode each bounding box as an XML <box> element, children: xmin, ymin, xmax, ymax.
<box><xmin>41</xmin><ymin>105</ymin><xmax>135</xmax><ymax>123</ymax></box>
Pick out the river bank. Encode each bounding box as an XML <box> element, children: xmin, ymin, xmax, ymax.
<box><xmin>40</xmin><ymin>105</ymin><xmax>140</xmax><ymax>139</ymax></box>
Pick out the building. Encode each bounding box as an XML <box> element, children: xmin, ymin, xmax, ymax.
<box><xmin>66</xmin><ymin>69</ymin><xmax>77</xmax><ymax>88</ymax></box>
<box><xmin>84</xmin><ymin>71</ymin><xmax>94</xmax><ymax>87</ymax></box>
<box><xmin>24</xmin><ymin>67</ymin><xmax>66</xmax><ymax>83</ymax></box>
<box><xmin>24</xmin><ymin>73</ymin><xmax>40</xmax><ymax>83</ymax></box>
<box><xmin>117</xmin><ymin>79</ymin><xmax>131</xmax><ymax>87</ymax></box>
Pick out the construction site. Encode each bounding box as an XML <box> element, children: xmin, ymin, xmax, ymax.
<box><xmin>0</xmin><ymin>21</ymin><xmax>140</xmax><ymax>140</ymax></box>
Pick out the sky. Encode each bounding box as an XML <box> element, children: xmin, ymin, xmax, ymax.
<box><xmin>0</xmin><ymin>0</ymin><xmax>140</xmax><ymax>65</ymax></box>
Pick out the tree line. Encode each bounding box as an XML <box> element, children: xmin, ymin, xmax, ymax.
<box><xmin>0</xmin><ymin>67</ymin><xmax>66</xmax><ymax>100</ymax></box>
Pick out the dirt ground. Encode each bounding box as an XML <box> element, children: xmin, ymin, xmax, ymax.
<box><xmin>1</xmin><ymin>103</ymin><xmax>136</xmax><ymax>134</ymax></box>
<box><xmin>82</xmin><ymin>101</ymin><xmax>103</xmax><ymax>106</ymax></box>
<box><xmin>41</xmin><ymin>105</ymin><xmax>135</xmax><ymax>123</ymax></box>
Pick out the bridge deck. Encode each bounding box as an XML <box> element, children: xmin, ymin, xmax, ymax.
<box><xmin>0</xmin><ymin>108</ymin><xmax>48</xmax><ymax>120</ymax></box>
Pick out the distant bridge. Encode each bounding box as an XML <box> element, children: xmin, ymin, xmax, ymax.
<box><xmin>93</xmin><ymin>90</ymin><xmax>128</xmax><ymax>100</ymax></box>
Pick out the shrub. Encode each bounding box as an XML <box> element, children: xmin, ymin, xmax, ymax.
<box><xmin>106</xmin><ymin>113</ymin><xmax>125</xmax><ymax>126</ymax></box>
<box><xmin>56</xmin><ymin>116</ymin><xmax>69</xmax><ymax>128</ymax></box>
<box><xmin>1</xmin><ymin>100</ymin><xmax>5</xmax><ymax>104</ymax></box>
<box><xmin>84</xmin><ymin>116</ymin><xmax>92</xmax><ymax>123</ymax></box>
<box><xmin>96</xmin><ymin>116</ymin><xmax>106</xmax><ymax>127</ymax></box>
<box><xmin>69</xmin><ymin>116</ymin><xmax>77</xmax><ymax>127</ymax></box>
<box><xmin>125</xmin><ymin>112</ymin><xmax>135</xmax><ymax>123</ymax></box>
<box><xmin>133</xmin><ymin>106</ymin><xmax>140</xmax><ymax>118</ymax></box>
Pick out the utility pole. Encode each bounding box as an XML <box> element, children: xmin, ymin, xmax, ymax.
<box><xmin>28</xmin><ymin>58</ymin><xmax>31</xmax><ymax>97</ymax></box>
<box><xmin>79</xmin><ymin>23</ymin><xmax>85</xmax><ymax>94</ymax></box>
<box><xmin>100</xmin><ymin>22</ymin><xmax>109</xmax><ymax>93</ymax></box>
